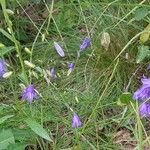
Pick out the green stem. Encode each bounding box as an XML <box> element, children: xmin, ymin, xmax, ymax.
<box><xmin>1</xmin><ymin>0</ymin><xmax>28</xmax><ymax>84</ymax></box>
<box><xmin>137</xmin><ymin>102</ymin><xmax>143</xmax><ymax>150</ymax></box>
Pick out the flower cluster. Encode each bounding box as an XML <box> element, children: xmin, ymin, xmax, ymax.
<box><xmin>133</xmin><ymin>75</ymin><xmax>150</xmax><ymax>117</ymax></box>
<box><xmin>1</xmin><ymin>37</ymin><xmax>91</xmax><ymax>128</ymax></box>
<box><xmin>53</xmin><ymin>38</ymin><xmax>90</xmax><ymax>128</ymax></box>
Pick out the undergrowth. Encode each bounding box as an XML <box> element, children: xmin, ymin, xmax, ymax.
<box><xmin>0</xmin><ymin>0</ymin><xmax>150</xmax><ymax>150</ymax></box>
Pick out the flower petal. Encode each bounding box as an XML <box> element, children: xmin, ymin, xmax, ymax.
<box><xmin>0</xmin><ymin>58</ymin><xmax>7</xmax><ymax>77</ymax></box>
<box><xmin>133</xmin><ymin>85</ymin><xmax>150</xmax><ymax>101</ymax></box>
<box><xmin>139</xmin><ymin>103</ymin><xmax>150</xmax><ymax>117</ymax></box>
<box><xmin>50</xmin><ymin>68</ymin><xmax>55</xmax><ymax>79</ymax></box>
<box><xmin>54</xmin><ymin>42</ymin><xmax>65</xmax><ymax>57</ymax></box>
<box><xmin>72</xmin><ymin>113</ymin><xmax>82</xmax><ymax>128</ymax></box>
<box><xmin>141</xmin><ymin>77</ymin><xmax>150</xmax><ymax>85</ymax></box>
<box><xmin>80</xmin><ymin>38</ymin><xmax>91</xmax><ymax>51</ymax></box>
<box><xmin>21</xmin><ymin>84</ymin><xmax>37</xmax><ymax>103</ymax></box>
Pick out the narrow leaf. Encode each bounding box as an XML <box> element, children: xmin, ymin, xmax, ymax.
<box><xmin>0</xmin><ymin>46</ymin><xmax>14</xmax><ymax>56</ymax></box>
<box><xmin>0</xmin><ymin>28</ymin><xmax>14</xmax><ymax>42</ymax></box>
<box><xmin>0</xmin><ymin>115</ymin><xmax>14</xmax><ymax>124</ymax></box>
<box><xmin>25</xmin><ymin>118</ymin><xmax>53</xmax><ymax>142</ymax></box>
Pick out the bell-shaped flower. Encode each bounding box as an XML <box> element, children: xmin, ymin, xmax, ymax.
<box><xmin>133</xmin><ymin>76</ymin><xmax>150</xmax><ymax>101</ymax></box>
<box><xmin>50</xmin><ymin>68</ymin><xmax>55</xmax><ymax>79</ymax></box>
<box><xmin>67</xmin><ymin>63</ymin><xmax>75</xmax><ymax>76</ymax></box>
<box><xmin>72</xmin><ymin>113</ymin><xmax>82</xmax><ymax>128</ymax></box>
<box><xmin>22</xmin><ymin>84</ymin><xmax>37</xmax><ymax>103</ymax></box>
<box><xmin>54</xmin><ymin>42</ymin><xmax>65</xmax><ymax>57</ymax></box>
<box><xmin>80</xmin><ymin>38</ymin><xmax>91</xmax><ymax>51</ymax></box>
<box><xmin>147</xmin><ymin>64</ymin><xmax>150</xmax><ymax>70</ymax></box>
<box><xmin>0</xmin><ymin>58</ymin><xmax>7</xmax><ymax>77</ymax></box>
<box><xmin>139</xmin><ymin>102</ymin><xmax>150</xmax><ymax>117</ymax></box>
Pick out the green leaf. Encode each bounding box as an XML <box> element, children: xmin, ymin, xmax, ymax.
<box><xmin>25</xmin><ymin>118</ymin><xmax>53</xmax><ymax>142</ymax></box>
<box><xmin>12</xmin><ymin>129</ymin><xmax>36</xmax><ymax>142</ymax></box>
<box><xmin>0</xmin><ymin>46</ymin><xmax>14</xmax><ymax>56</ymax></box>
<box><xmin>15</xmin><ymin>30</ymin><xmax>28</xmax><ymax>42</ymax></box>
<box><xmin>18</xmin><ymin>71</ymin><xmax>28</xmax><ymax>85</ymax></box>
<box><xmin>140</xmin><ymin>23</ymin><xmax>150</xmax><ymax>43</ymax></box>
<box><xmin>0</xmin><ymin>28</ymin><xmax>14</xmax><ymax>43</ymax></box>
<box><xmin>134</xmin><ymin>8</ymin><xmax>149</xmax><ymax>21</ymax></box>
<box><xmin>136</xmin><ymin>45</ymin><xmax>150</xmax><ymax>63</ymax></box>
<box><xmin>7</xmin><ymin>143</ymin><xmax>27</xmax><ymax>150</ymax></box>
<box><xmin>117</xmin><ymin>92</ymin><xmax>132</xmax><ymax>106</ymax></box>
<box><xmin>0</xmin><ymin>104</ymin><xmax>10</xmax><ymax>112</ymax></box>
<box><xmin>0</xmin><ymin>129</ymin><xmax>15</xmax><ymax>149</ymax></box>
<box><xmin>0</xmin><ymin>115</ymin><xmax>14</xmax><ymax>125</ymax></box>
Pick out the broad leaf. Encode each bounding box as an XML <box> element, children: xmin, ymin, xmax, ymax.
<box><xmin>0</xmin><ymin>129</ymin><xmax>15</xmax><ymax>149</ymax></box>
<box><xmin>117</xmin><ymin>92</ymin><xmax>132</xmax><ymax>106</ymax></box>
<box><xmin>25</xmin><ymin>118</ymin><xmax>53</xmax><ymax>142</ymax></box>
<box><xmin>136</xmin><ymin>45</ymin><xmax>150</xmax><ymax>63</ymax></box>
<box><xmin>8</xmin><ymin>143</ymin><xmax>27</xmax><ymax>150</ymax></box>
<box><xmin>12</xmin><ymin>129</ymin><xmax>36</xmax><ymax>142</ymax></box>
<box><xmin>134</xmin><ymin>8</ymin><xmax>149</xmax><ymax>21</ymax></box>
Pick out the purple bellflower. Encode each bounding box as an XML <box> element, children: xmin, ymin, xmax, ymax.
<box><xmin>50</xmin><ymin>68</ymin><xmax>55</xmax><ymax>79</ymax></box>
<box><xmin>0</xmin><ymin>58</ymin><xmax>7</xmax><ymax>77</ymax></box>
<box><xmin>80</xmin><ymin>38</ymin><xmax>91</xmax><ymax>51</ymax></box>
<box><xmin>139</xmin><ymin>102</ymin><xmax>150</xmax><ymax>117</ymax></box>
<box><xmin>22</xmin><ymin>85</ymin><xmax>37</xmax><ymax>103</ymax></box>
<box><xmin>133</xmin><ymin>76</ymin><xmax>150</xmax><ymax>101</ymax></box>
<box><xmin>67</xmin><ymin>63</ymin><xmax>75</xmax><ymax>76</ymax></box>
<box><xmin>54</xmin><ymin>42</ymin><xmax>65</xmax><ymax>57</ymax></box>
<box><xmin>147</xmin><ymin>64</ymin><xmax>150</xmax><ymax>70</ymax></box>
<box><xmin>68</xmin><ymin>63</ymin><xmax>75</xmax><ymax>70</ymax></box>
<box><xmin>72</xmin><ymin>113</ymin><xmax>82</xmax><ymax>128</ymax></box>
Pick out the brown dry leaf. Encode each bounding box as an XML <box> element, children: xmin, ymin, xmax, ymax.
<box><xmin>143</xmin><ymin>145</ymin><xmax>150</xmax><ymax>150</ymax></box>
<box><xmin>101</xmin><ymin>32</ymin><xmax>110</xmax><ymax>50</ymax></box>
<box><xmin>114</xmin><ymin>129</ymin><xmax>131</xmax><ymax>143</ymax></box>
<box><xmin>114</xmin><ymin>129</ymin><xmax>137</xmax><ymax>150</ymax></box>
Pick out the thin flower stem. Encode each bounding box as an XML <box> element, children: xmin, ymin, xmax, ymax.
<box><xmin>124</xmin><ymin>65</ymin><xmax>141</xmax><ymax>92</ymax></box>
<box><xmin>137</xmin><ymin>110</ymin><xmax>143</xmax><ymax>150</ymax></box>
<box><xmin>112</xmin><ymin>0</ymin><xmax>147</xmax><ymax>29</ymax></box>
<box><xmin>130</xmin><ymin>102</ymin><xmax>150</xmax><ymax>146</ymax></box>
<box><xmin>0</xmin><ymin>0</ymin><xmax>28</xmax><ymax>84</ymax></box>
<box><xmin>75</xmin><ymin>129</ymin><xmax>80</xmax><ymax>145</ymax></box>
<box><xmin>82</xmin><ymin>59</ymin><xmax>119</xmax><ymax>133</ymax></box>
<box><xmin>77</xmin><ymin>0</ymin><xmax>90</xmax><ymax>37</ymax></box>
<box><xmin>114</xmin><ymin>31</ymin><xmax>150</xmax><ymax>61</ymax></box>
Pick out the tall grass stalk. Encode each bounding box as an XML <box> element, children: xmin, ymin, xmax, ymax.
<box><xmin>0</xmin><ymin>0</ymin><xmax>28</xmax><ymax>84</ymax></box>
